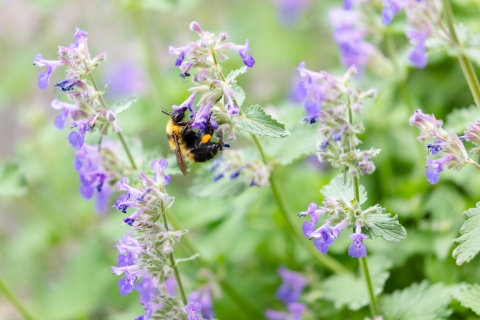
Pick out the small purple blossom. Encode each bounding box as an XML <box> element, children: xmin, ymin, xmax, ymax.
<box><xmin>406</xmin><ymin>29</ymin><xmax>429</xmax><ymax>69</ymax></box>
<box><xmin>33</xmin><ymin>54</ymin><xmax>63</xmax><ymax>90</ymax></box>
<box><xmin>348</xmin><ymin>229</ymin><xmax>368</xmax><ymax>258</ymax></box>
<box><xmin>425</xmin><ymin>156</ymin><xmax>446</xmax><ymax>184</ymax></box>
<box><xmin>303</xmin><ymin>100</ymin><xmax>321</xmax><ymax>124</ymax></box>
<box><xmin>381</xmin><ymin>0</ymin><xmax>405</xmax><ymax>25</ymax></box>
<box><xmin>188</xmin><ymin>286</ymin><xmax>215</xmax><ymax>319</ymax></box>
<box><xmin>427</xmin><ymin>139</ymin><xmax>443</xmax><ymax>155</ymax></box>
<box><xmin>298</xmin><ymin>202</ymin><xmax>323</xmax><ymax>226</ymax></box>
<box><xmin>275</xmin><ymin>267</ymin><xmax>307</xmax><ymax>305</ymax></box>
<box><xmin>275</xmin><ymin>0</ymin><xmax>310</xmax><ymax>27</ymax></box>
<box><xmin>185</xmin><ymin>302</ymin><xmax>203</xmax><ymax>320</ymax></box>
<box><xmin>74</xmin><ymin>144</ymin><xmax>108</xmax><ymax>200</ymax></box>
<box><xmin>313</xmin><ymin>227</ymin><xmax>336</xmax><ymax>254</ymax></box>
<box><xmin>229</xmin><ymin>39</ymin><xmax>255</xmax><ymax>67</ymax></box>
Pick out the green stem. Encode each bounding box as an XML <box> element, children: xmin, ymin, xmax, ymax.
<box><xmin>467</xmin><ymin>158</ymin><xmax>480</xmax><ymax>170</ymax></box>
<box><xmin>161</xmin><ymin>212</ymin><xmax>187</xmax><ymax>305</ymax></box>
<box><xmin>85</xmin><ymin>65</ymin><xmax>137</xmax><ymax>170</ymax></box>
<box><xmin>442</xmin><ymin>0</ymin><xmax>480</xmax><ymax>109</ymax></box>
<box><xmin>360</xmin><ymin>256</ymin><xmax>379</xmax><ymax>317</ymax></box>
<box><xmin>348</xmin><ymin>104</ymin><xmax>379</xmax><ymax>318</ymax></box>
<box><xmin>0</xmin><ymin>275</ymin><xmax>37</xmax><ymax>320</ymax></box>
<box><xmin>167</xmin><ymin>212</ymin><xmax>266</xmax><ymax>318</ymax></box>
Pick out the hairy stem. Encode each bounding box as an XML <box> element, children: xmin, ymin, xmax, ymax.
<box><xmin>467</xmin><ymin>158</ymin><xmax>480</xmax><ymax>170</ymax></box>
<box><xmin>0</xmin><ymin>275</ymin><xmax>37</xmax><ymax>320</ymax></box>
<box><xmin>167</xmin><ymin>212</ymin><xmax>265</xmax><ymax>318</ymax></box>
<box><xmin>161</xmin><ymin>212</ymin><xmax>188</xmax><ymax>305</ymax></box>
<box><xmin>442</xmin><ymin>0</ymin><xmax>480</xmax><ymax>109</ymax></box>
<box><xmin>348</xmin><ymin>104</ymin><xmax>379</xmax><ymax>318</ymax></box>
<box><xmin>85</xmin><ymin>68</ymin><xmax>138</xmax><ymax>170</ymax></box>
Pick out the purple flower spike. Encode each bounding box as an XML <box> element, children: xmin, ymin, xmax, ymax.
<box><xmin>348</xmin><ymin>232</ymin><xmax>368</xmax><ymax>258</ymax></box>
<box><xmin>185</xmin><ymin>302</ymin><xmax>202</xmax><ymax>320</ymax></box>
<box><xmin>275</xmin><ymin>267</ymin><xmax>307</xmax><ymax>305</ymax></box>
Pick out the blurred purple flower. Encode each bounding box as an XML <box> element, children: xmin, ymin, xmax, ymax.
<box><xmin>188</xmin><ymin>286</ymin><xmax>215</xmax><ymax>319</ymax></box>
<box><xmin>185</xmin><ymin>302</ymin><xmax>203</xmax><ymax>320</ymax></box>
<box><xmin>265</xmin><ymin>302</ymin><xmax>306</xmax><ymax>320</ymax></box>
<box><xmin>275</xmin><ymin>267</ymin><xmax>307</xmax><ymax>305</ymax></box>
<box><xmin>274</xmin><ymin>0</ymin><xmax>310</xmax><ymax>27</ymax></box>
<box><xmin>104</xmin><ymin>60</ymin><xmax>146</xmax><ymax>98</ymax></box>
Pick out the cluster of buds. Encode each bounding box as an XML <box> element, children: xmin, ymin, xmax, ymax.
<box><xmin>210</xmin><ymin>149</ymin><xmax>272</xmax><ymax>187</ymax></box>
<box><xmin>265</xmin><ymin>267</ymin><xmax>307</xmax><ymax>320</ymax></box>
<box><xmin>112</xmin><ymin>159</ymin><xmax>190</xmax><ymax>319</ymax></box>
<box><xmin>33</xmin><ymin>28</ymin><xmax>122</xmax><ymax>150</ymax></box>
<box><xmin>382</xmin><ymin>0</ymin><xmax>443</xmax><ymax>68</ymax></box>
<box><xmin>295</xmin><ymin>63</ymin><xmax>379</xmax><ymax>177</ymax></box>
<box><xmin>168</xmin><ymin>21</ymin><xmax>255</xmax><ymax>140</ymax></box>
<box><xmin>409</xmin><ymin>109</ymin><xmax>470</xmax><ymax>184</ymax></box>
<box><xmin>299</xmin><ymin>198</ymin><xmax>384</xmax><ymax>258</ymax></box>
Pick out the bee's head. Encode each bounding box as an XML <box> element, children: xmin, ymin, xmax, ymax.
<box><xmin>169</xmin><ymin>107</ymin><xmax>188</xmax><ymax>124</ymax></box>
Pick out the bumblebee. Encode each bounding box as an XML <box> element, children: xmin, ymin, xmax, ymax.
<box><xmin>166</xmin><ymin>107</ymin><xmax>226</xmax><ymax>176</ymax></box>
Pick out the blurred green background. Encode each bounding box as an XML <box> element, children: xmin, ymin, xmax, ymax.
<box><xmin>2</xmin><ymin>0</ymin><xmax>480</xmax><ymax>319</ymax></box>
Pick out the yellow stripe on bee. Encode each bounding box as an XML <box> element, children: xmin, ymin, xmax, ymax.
<box><xmin>202</xmin><ymin>134</ymin><xmax>211</xmax><ymax>144</ymax></box>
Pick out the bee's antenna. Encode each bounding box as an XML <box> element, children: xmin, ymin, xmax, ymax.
<box><xmin>160</xmin><ymin>106</ymin><xmax>170</xmax><ymax>116</ymax></box>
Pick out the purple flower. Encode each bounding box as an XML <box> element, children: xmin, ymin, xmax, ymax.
<box><xmin>229</xmin><ymin>39</ymin><xmax>255</xmax><ymax>67</ymax></box>
<box><xmin>74</xmin><ymin>144</ymin><xmax>108</xmax><ymax>200</ymax></box>
<box><xmin>298</xmin><ymin>202</ymin><xmax>324</xmax><ymax>226</ymax></box>
<box><xmin>348</xmin><ymin>231</ymin><xmax>368</xmax><ymax>258</ymax></box>
<box><xmin>103</xmin><ymin>60</ymin><xmax>146</xmax><ymax>98</ymax></box>
<box><xmin>303</xmin><ymin>100</ymin><xmax>321</xmax><ymax>124</ymax></box>
<box><xmin>301</xmin><ymin>221</ymin><xmax>314</xmax><ymax>238</ymax></box>
<box><xmin>275</xmin><ymin>267</ymin><xmax>307</xmax><ymax>305</ymax></box>
<box><xmin>188</xmin><ymin>286</ymin><xmax>215</xmax><ymax>319</ymax></box>
<box><xmin>191</xmin><ymin>102</ymin><xmax>212</xmax><ymax>129</ymax></box>
<box><xmin>33</xmin><ymin>54</ymin><xmax>63</xmax><ymax>90</ymax></box>
<box><xmin>381</xmin><ymin>0</ymin><xmax>405</xmax><ymax>25</ymax></box>
<box><xmin>313</xmin><ymin>227</ymin><xmax>336</xmax><ymax>254</ymax></box>
<box><xmin>427</xmin><ymin>139</ymin><xmax>443</xmax><ymax>155</ymax></box>
<box><xmin>136</xmin><ymin>277</ymin><xmax>158</xmax><ymax>304</ymax></box>
<box><xmin>70</xmin><ymin>27</ymin><xmax>88</xmax><ymax>48</ymax></box>
<box><xmin>168</xmin><ymin>45</ymin><xmax>192</xmax><ymax>67</ymax></box>
<box><xmin>425</xmin><ymin>156</ymin><xmax>453</xmax><ymax>184</ymax></box>
<box><xmin>406</xmin><ymin>29</ymin><xmax>429</xmax><ymax>69</ymax></box>
<box><xmin>275</xmin><ymin>0</ymin><xmax>310</xmax><ymax>26</ymax></box>
<box><xmin>185</xmin><ymin>302</ymin><xmax>203</xmax><ymax>320</ymax></box>
<box><xmin>265</xmin><ymin>302</ymin><xmax>306</xmax><ymax>320</ymax></box>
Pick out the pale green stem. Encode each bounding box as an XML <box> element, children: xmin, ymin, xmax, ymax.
<box><xmin>348</xmin><ymin>103</ymin><xmax>379</xmax><ymax>318</ymax></box>
<box><xmin>442</xmin><ymin>0</ymin><xmax>480</xmax><ymax>109</ymax></box>
<box><xmin>0</xmin><ymin>275</ymin><xmax>37</xmax><ymax>320</ymax></box>
<box><xmin>84</xmin><ymin>63</ymin><xmax>137</xmax><ymax>170</ymax></box>
<box><xmin>467</xmin><ymin>158</ymin><xmax>480</xmax><ymax>170</ymax></box>
<box><xmin>161</xmin><ymin>212</ymin><xmax>187</xmax><ymax>305</ymax></box>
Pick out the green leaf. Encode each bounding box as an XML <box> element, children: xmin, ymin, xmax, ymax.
<box><xmin>263</xmin><ymin>122</ymin><xmax>318</xmax><ymax>165</ymax></box>
<box><xmin>226</xmin><ymin>66</ymin><xmax>247</xmax><ymax>82</ymax></box>
<box><xmin>452</xmin><ymin>283</ymin><xmax>480</xmax><ymax>315</ymax></box>
<box><xmin>322</xmin><ymin>255</ymin><xmax>391</xmax><ymax>310</ymax></box>
<box><xmin>321</xmin><ymin>174</ymin><xmax>367</xmax><ymax>205</ymax></box>
<box><xmin>452</xmin><ymin>202</ymin><xmax>480</xmax><ymax>265</ymax></box>
<box><xmin>236</xmin><ymin>105</ymin><xmax>290</xmax><ymax>138</ymax></box>
<box><xmin>111</xmin><ymin>95</ymin><xmax>138</xmax><ymax>115</ymax></box>
<box><xmin>380</xmin><ymin>281</ymin><xmax>452</xmax><ymax>320</ymax></box>
<box><xmin>444</xmin><ymin>105</ymin><xmax>480</xmax><ymax>134</ymax></box>
<box><xmin>189</xmin><ymin>169</ymin><xmax>247</xmax><ymax>198</ymax></box>
<box><xmin>232</xmin><ymin>84</ymin><xmax>246</xmax><ymax>107</ymax></box>
<box><xmin>0</xmin><ymin>161</ymin><xmax>27</xmax><ymax>197</ymax></box>
<box><xmin>363</xmin><ymin>211</ymin><xmax>407</xmax><ymax>242</ymax></box>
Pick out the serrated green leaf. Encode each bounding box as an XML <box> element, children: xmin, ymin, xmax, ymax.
<box><xmin>232</xmin><ymin>84</ymin><xmax>246</xmax><ymax>107</ymax></box>
<box><xmin>263</xmin><ymin>122</ymin><xmax>318</xmax><ymax>165</ymax></box>
<box><xmin>322</xmin><ymin>255</ymin><xmax>391</xmax><ymax>310</ymax></box>
<box><xmin>363</xmin><ymin>212</ymin><xmax>407</xmax><ymax>242</ymax></box>
<box><xmin>321</xmin><ymin>174</ymin><xmax>367</xmax><ymax>205</ymax></box>
<box><xmin>452</xmin><ymin>283</ymin><xmax>480</xmax><ymax>315</ymax></box>
<box><xmin>111</xmin><ymin>95</ymin><xmax>138</xmax><ymax>115</ymax></box>
<box><xmin>0</xmin><ymin>161</ymin><xmax>27</xmax><ymax>197</ymax></box>
<box><xmin>452</xmin><ymin>202</ymin><xmax>480</xmax><ymax>265</ymax></box>
<box><xmin>380</xmin><ymin>281</ymin><xmax>452</xmax><ymax>320</ymax></box>
<box><xmin>444</xmin><ymin>105</ymin><xmax>480</xmax><ymax>133</ymax></box>
<box><xmin>236</xmin><ymin>105</ymin><xmax>290</xmax><ymax>138</ymax></box>
<box><xmin>226</xmin><ymin>66</ymin><xmax>247</xmax><ymax>82</ymax></box>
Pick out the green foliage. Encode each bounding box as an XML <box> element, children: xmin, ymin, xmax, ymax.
<box><xmin>452</xmin><ymin>283</ymin><xmax>480</xmax><ymax>316</ymax></box>
<box><xmin>321</xmin><ymin>174</ymin><xmax>368</xmax><ymax>205</ymax></box>
<box><xmin>226</xmin><ymin>66</ymin><xmax>247</xmax><ymax>82</ymax></box>
<box><xmin>444</xmin><ymin>105</ymin><xmax>480</xmax><ymax>133</ymax></box>
<box><xmin>452</xmin><ymin>202</ymin><xmax>480</xmax><ymax>265</ymax></box>
<box><xmin>363</xmin><ymin>211</ymin><xmax>407</xmax><ymax>242</ymax></box>
<box><xmin>111</xmin><ymin>95</ymin><xmax>139</xmax><ymax>114</ymax></box>
<box><xmin>232</xmin><ymin>84</ymin><xmax>246</xmax><ymax>107</ymax></box>
<box><xmin>322</xmin><ymin>256</ymin><xmax>391</xmax><ymax>310</ymax></box>
<box><xmin>236</xmin><ymin>105</ymin><xmax>290</xmax><ymax>138</ymax></box>
<box><xmin>0</xmin><ymin>161</ymin><xmax>27</xmax><ymax>197</ymax></box>
<box><xmin>380</xmin><ymin>281</ymin><xmax>452</xmax><ymax>320</ymax></box>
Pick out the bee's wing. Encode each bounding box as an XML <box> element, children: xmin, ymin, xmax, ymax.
<box><xmin>173</xmin><ymin>132</ymin><xmax>189</xmax><ymax>176</ymax></box>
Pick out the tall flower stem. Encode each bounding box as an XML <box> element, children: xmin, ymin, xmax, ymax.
<box><xmin>0</xmin><ymin>275</ymin><xmax>37</xmax><ymax>320</ymax></box>
<box><xmin>348</xmin><ymin>105</ymin><xmax>379</xmax><ymax>318</ymax></box>
<box><xmin>161</xmin><ymin>212</ymin><xmax>188</xmax><ymax>305</ymax></box>
<box><xmin>442</xmin><ymin>0</ymin><xmax>480</xmax><ymax>109</ymax></box>
<box><xmin>167</xmin><ymin>212</ymin><xmax>266</xmax><ymax>319</ymax></box>
<box><xmin>250</xmin><ymin>135</ymin><xmax>351</xmax><ymax>274</ymax></box>
<box><xmin>85</xmin><ymin>66</ymin><xmax>137</xmax><ymax>170</ymax></box>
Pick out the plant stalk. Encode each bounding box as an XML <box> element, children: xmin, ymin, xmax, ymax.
<box><xmin>442</xmin><ymin>0</ymin><xmax>480</xmax><ymax>109</ymax></box>
<box><xmin>0</xmin><ymin>275</ymin><xmax>37</xmax><ymax>320</ymax></box>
